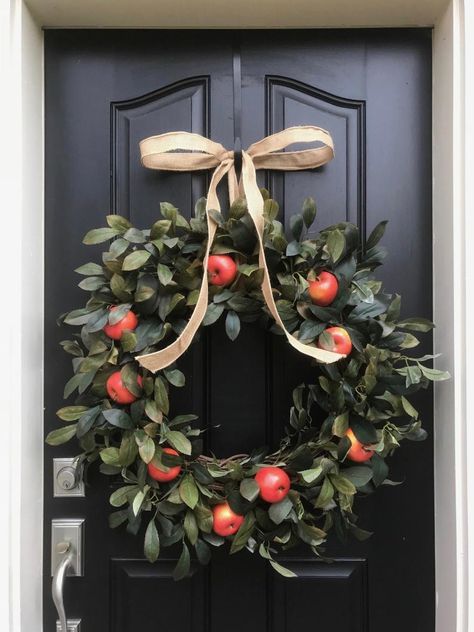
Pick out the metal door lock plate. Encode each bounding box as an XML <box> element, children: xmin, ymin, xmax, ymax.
<box><xmin>53</xmin><ymin>458</ymin><xmax>85</xmax><ymax>497</ymax></box>
<box><xmin>51</xmin><ymin>518</ymin><xmax>84</xmax><ymax>577</ymax></box>
<box><xmin>56</xmin><ymin>619</ymin><xmax>81</xmax><ymax>632</ymax></box>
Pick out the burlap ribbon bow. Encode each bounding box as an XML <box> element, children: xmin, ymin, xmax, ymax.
<box><xmin>137</xmin><ymin>125</ymin><xmax>344</xmax><ymax>372</ymax></box>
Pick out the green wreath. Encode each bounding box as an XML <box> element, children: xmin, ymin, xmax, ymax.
<box><xmin>47</xmin><ymin>193</ymin><xmax>448</xmax><ymax>579</ymax></box>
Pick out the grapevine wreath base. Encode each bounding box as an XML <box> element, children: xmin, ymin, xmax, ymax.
<box><xmin>47</xmin><ymin>127</ymin><xmax>448</xmax><ymax>579</ymax></box>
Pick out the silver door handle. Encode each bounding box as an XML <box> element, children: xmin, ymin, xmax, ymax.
<box><xmin>52</xmin><ymin>542</ymin><xmax>74</xmax><ymax>632</ymax></box>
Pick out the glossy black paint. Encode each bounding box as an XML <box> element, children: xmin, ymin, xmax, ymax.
<box><xmin>44</xmin><ymin>29</ymin><xmax>433</xmax><ymax>632</ymax></box>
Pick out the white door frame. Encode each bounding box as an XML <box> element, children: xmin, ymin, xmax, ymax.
<box><xmin>2</xmin><ymin>1</ymin><xmax>470</xmax><ymax>630</ymax></box>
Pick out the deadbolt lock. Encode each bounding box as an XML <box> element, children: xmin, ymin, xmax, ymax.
<box><xmin>53</xmin><ymin>458</ymin><xmax>85</xmax><ymax>497</ymax></box>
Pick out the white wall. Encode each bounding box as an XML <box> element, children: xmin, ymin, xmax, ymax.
<box><xmin>432</xmin><ymin>2</ymin><xmax>467</xmax><ymax>630</ymax></box>
<box><xmin>1</xmin><ymin>3</ymin><xmax>44</xmax><ymax>632</ymax></box>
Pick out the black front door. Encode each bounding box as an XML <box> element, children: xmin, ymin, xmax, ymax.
<box><xmin>44</xmin><ymin>29</ymin><xmax>433</xmax><ymax>632</ymax></box>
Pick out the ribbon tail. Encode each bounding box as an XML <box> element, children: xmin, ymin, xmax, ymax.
<box><xmin>241</xmin><ymin>152</ymin><xmax>344</xmax><ymax>364</ymax></box>
<box><xmin>137</xmin><ymin>160</ymin><xmax>232</xmax><ymax>373</ymax></box>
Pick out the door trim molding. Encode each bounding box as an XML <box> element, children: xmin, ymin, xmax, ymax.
<box><xmin>2</xmin><ymin>2</ymin><xmax>469</xmax><ymax>631</ymax></box>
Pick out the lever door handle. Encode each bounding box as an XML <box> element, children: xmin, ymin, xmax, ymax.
<box><xmin>52</xmin><ymin>542</ymin><xmax>74</xmax><ymax>632</ymax></box>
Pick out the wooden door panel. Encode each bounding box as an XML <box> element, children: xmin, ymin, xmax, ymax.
<box><xmin>270</xmin><ymin>560</ymin><xmax>368</xmax><ymax>632</ymax></box>
<box><xmin>110</xmin><ymin>560</ymin><xmax>207</xmax><ymax>631</ymax></box>
<box><xmin>112</xmin><ymin>77</ymin><xmax>210</xmax><ymax>217</ymax></box>
<box><xmin>266</xmin><ymin>75</ymin><xmax>365</xmax><ymax>230</ymax></box>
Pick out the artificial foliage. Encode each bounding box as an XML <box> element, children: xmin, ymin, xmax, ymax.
<box><xmin>47</xmin><ymin>192</ymin><xmax>448</xmax><ymax>579</ymax></box>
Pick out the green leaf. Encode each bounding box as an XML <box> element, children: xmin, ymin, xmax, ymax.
<box><xmin>401</xmin><ymin>396</ymin><xmax>419</xmax><ymax>419</ymax></box>
<box><xmin>179</xmin><ymin>475</ymin><xmax>199</xmax><ymax>509</ymax></box>
<box><xmin>290</xmin><ymin>214</ymin><xmax>304</xmax><ymax>240</ymax></box>
<box><xmin>135</xmin><ymin>285</ymin><xmax>155</xmax><ymax>302</ymax></box>
<box><xmin>173</xmin><ymin>543</ymin><xmax>191</xmax><ymax>581</ymax></box>
<box><xmin>343</xmin><ymin>466</ymin><xmax>373</xmax><ymax>488</ymax></box>
<box><xmin>45</xmin><ymin>424</ymin><xmax>77</xmax><ymax>446</ymax></box>
<box><xmin>372</xmin><ymin>454</ymin><xmax>389</xmax><ymax>486</ymax></box>
<box><xmin>230</xmin><ymin>512</ymin><xmax>256</xmax><ymax>554</ymax></box>
<box><xmin>108</xmin><ymin>509</ymin><xmax>129</xmax><ymax>529</ymax></box>
<box><xmin>138</xmin><ymin>436</ymin><xmax>155</xmax><ymax>464</ymax></box>
<box><xmin>268</xmin><ymin>496</ymin><xmax>293</xmax><ymax>525</ymax></box>
<box><xmin>203</xmin><ymin>303</ymin><xmax>224</xmax><ymax>326</ymax></box>
<box><xmin>419</xmin><ymin>366</ymin><xmax>450</xmax><ymax>381</ymax></box>
<box><xmin>225</xmin><ymin>310</ymin><xmax>240</xmax><ymax>341</ymax></box>
<box><xmin>400</xmin><ymin>333</ymin><xmax>420</xmax><ymax>349</ymax></box>
<box><xmin>329</xmin><ymin>473</ymin><xmax>356</xmax><ymax>495</ymax></box>
<box><xmin>109</xmin><ymin>485</ymin><xmax>136</xmax><ymax>508</ymax></box>
<box><xmin>124</xmin><ymin>227</ymin><xmax>146</xmax><ymax>243</ymax></box>
<box><xmin>286</xmin><ymin>240</ymin><xmax>302</xmax><ymax>256</ymax></box>
<box><xmin>194</xmin><ymin>504</ymin><xmax>214</xmax><ymax>533</ymax></box>
<box><xmin>78</xmin><ymin>276</ymin><xmax>105</xmax><ymax>291</ymax></box>
<box><xmin>121</xmin><ymin>363</ymin><xmax>141</xmax><ymax>397</ymax></box>
<box><xmin>351</xmin><ymin>417</ymin><xmax>378</xmax><ymax>444</ymax></box>
<box><xmin>83</xmin><ymin>227</ymin><xmax>120</xmax><ymax>245</ymax></box>
<box><xmin>109</xmin><ymin>238</ymin><xmax>129</xmax><ymax>257</ymax></box>
<box><xmin>154</xmin><ymin>377</ymin><xmax>170</xmax><ymax>414</ymax></box>
<box><xmin>386</xmin><ymin>294</ymin><xmax>401</xmax><ymax>322</ymax></box>
<box><xmin>157</xmin><ymin>263</ymin><xmax>173</xmax><ymax>286</ymax></box>
<box><xmin>106</xmin><ymin>214</ymin><xmax>132</xmax><ymax>232</ymax></box>
<box><xmin>184</xmin><ymin>511</ymin><xmax>199</xmax><ymax>545</ymax></box>
<box><xmin>63</xmin><ymin>373</ymin><xmax>87</xmax><ymax>399</ymax></box>
<box><xmin>167</xmin><ymin>430</ymin><xmax>192</xmax><ymax>456</ymax></box>
<box><xmin>100</xmin><ymin>447</ymin><xmax>121</xmax><ymax>466</ymax></box>
<box><xmin>332</xmin><ymin>411</ymin><xmax>349</xmax><ymax>438</ymax></box>
<box><xmin>270</xmin><ymin>560</ymin><xmax>297</xmax><ymax>578</ymax></box>
<box><xmin>327</xmin><ymin>229</ymin><xmax>345</xmax><ymax>263</ymax></box>
<box><xmin>297</xmin><ymin>522</ymin><xmax>326</xmax><ymax>546</ymax></box>
<box><xmin>397</xmin><ymin>317</ymin><xmax>434</xmax><ymax>332</ymax></box>
<box><xmin>121</xmin><ymin>331</ymin><xmax>137</xmax><ymax>352</ymax></box>
<box><xmin>366</xmin><ymin>220</ymin><xmax>388</xmax><ymax>250</ymax></box>
<box><xmin>302</xmin><ymin>197</ymin><xmax>317</xmax><ymax>228</ymax></box>
<box><xmin>102</xmin><ymin>409</ymin><xmax>134</xmax><ymax>429</ymax></box>
<box><xmin>213</xmin><ymin>289</ymin><xmax>233</xmax><ymax>304</ymax></box>
<box><xmin>74</xmin><ymin>262</ymin><xmax>103</xmax><ymax>276</ymax></box>
<box><xmin>150</xmin><ymin>219</ymin><xmax>172</xmax><ymax>239</ymax></box>
<box><xmin>299</xmin><ymin>467</ymin><xmax>323</xmax><ymax>484</ymax></box>
<box><xmin>318</xmin><ymin>330</ymin><xmax>335</xmax><ymax>351</ymax></box>
<box><xmin>132</xmin><ymin>490</ymin><xmax>145</xmax><ymax>516</ymax></box>
<box><xmin>110</xmin><ymin>274</ymin><xmax>132</xmax><ymax>301</ymax></box>
<box><xmin>144</xmin><ymin>518</ymin><xmax>160</xmax><ymax>562</ymax></box>
<box><xmin>108</xmin><ymin>303</ymin><xmax>132</xmax><ymax>324</ymax></box>
<box><xmin>63</xmin><ymin>307</ymin><xmax>100</xmax><ymax>326</ymax></box>
<box><xmin>76</xmin><ymin>406</ymin><xmax>101</xmax><ymax>438</ymax></box>
<box><xmin>145</xmin><ymin>400</ymin><xmax>163</xmax><ymax>423</ymax></box>
<box><xmin>314</xmin><ymin>477</ymin><xmax>334</xmax><ymax>509</ymax></box>
<box><xmin>194</xmin><ymin>539</ymin><xmax>212</xmax><ymax>565</ymax></box>
<box><xmin>122</xmin><ymin>250</ymin><xmax>151</xmax><ymax>271</ymax></box>
<box><xmin>164</xmin><ymin>369</ymin><xmax>185</xmax><ymax>388</ymax></box>
<box><xmin>56</xmin><ymin>406</ymin><xmax>89</xmax><ymax>421</ymax></box>
<box><xmin>239</xmin><ymin>478</ymin><xmax>260</xmax><ymax>502</ymax></box>
<box><xmin>119</xmin><ymin>433</ymin><xmax>139</xmax><ymax>467</ymax></box>
<box><xmin>263</xmin><ymin>198</ymin><xmax>279</xmax><ymax>221</ymax></box>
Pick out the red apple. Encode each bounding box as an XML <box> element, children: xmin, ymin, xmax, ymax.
<box><xmin>106</xmin><ymin>371</ymin><xmax>143</xmax><ymax>404</ymax></box>
<box><xmin>147</xmin><ymin>448</ymin><xmax>182</xmax><ymax>482</ymax></box>
<box><xmin>255</xmin><ymin>466</ymin><xmax>291</xmax><ymax>503</ymax></box>
<box><xmin>308</xmin><ymin>271</ymin><xmax>339</xmax><ymax>306</ymax></box>
<box><xmin>103</xmin><ymin>307</ymin><xmax>138</xmax><ymax>340</ymax></box>
<box><xmin>207</xmin><ymin>255</ymin><xmax>238</xmax><ymax>287</ymax></box>
<box><xmin>318</xmin><ymin>326</ymin><xmax>352</xmax><ymax>355</ymax></box>
<box><xmin>345</xmin><ymin>428</ymin><xmax>374</xmax><ymax>463</ymax></box>
<box><xmin>212</xmin><ymin>502</ymin><xmax>244</xmax><ymax>537</ymax></box>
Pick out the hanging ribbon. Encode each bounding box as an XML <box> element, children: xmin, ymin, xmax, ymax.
<box><xmin>136</xmin><ymin>125</ymin><xmax>344</xmax><ymax>372</ymax></box>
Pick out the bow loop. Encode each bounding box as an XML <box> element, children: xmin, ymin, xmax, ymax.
<box><xmin>136</xmin><ymin>125</ymin><xmax>344</xmax><ymax>372</ymax></box>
